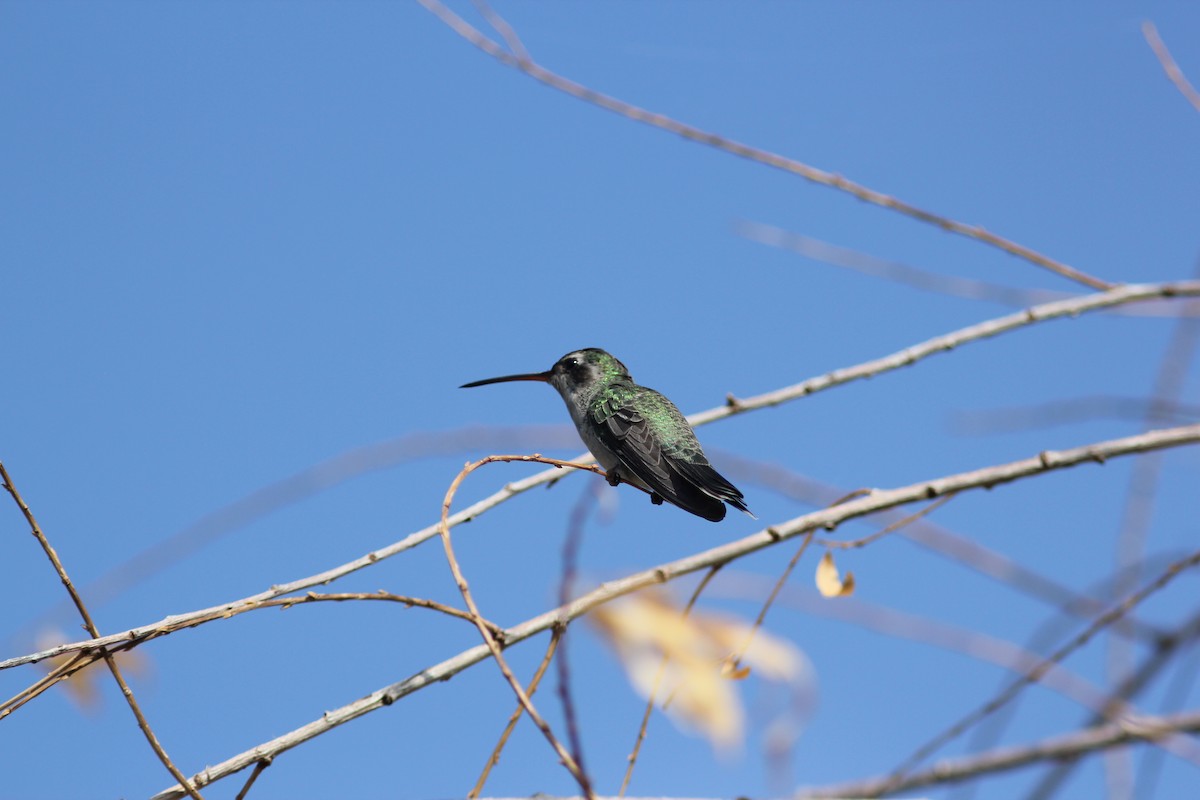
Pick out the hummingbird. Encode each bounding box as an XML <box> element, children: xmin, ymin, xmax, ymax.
<box><xmin>461</xmin><ymin>348</ymin><xmax>752</xmax><ymax>522</ymax></box>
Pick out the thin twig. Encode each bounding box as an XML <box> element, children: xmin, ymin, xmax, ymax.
<box><xmin>469</xmin><ymin>628</ymin><xmax>562</xmax><ymax>799</ymax></box>
<box><xmin>271</xmin><ymin>591</ymin><xmax>504</xmax><ymax>634</ymax></box>
<box><xmin>233</xmin><ymin>758</ymin><xmax>271</xmax><ymax>800</ymax></box>
<box><xmin>0</xmin><ymin>462</ymin><xmax>204</xmax><ymax>800</ymax></box>
<box><xmin>1143</xmin><ymin>21</ymin><xmax>1200</xmax><ymax>113</ymax></box>
<box><xmin>820</xmin><ymin>493</ymin><xmax>957</xmax><ymax>550</ymax></box>
<box><xmin>146</xmin><ymin>423</ymin><xmax>1200</xmax><ymax>799</ymax></box>
<box><xmin>417</xmin><ymin>0</ymin><xmax>1114</xmax><ymax>290</ymax></box>
<box><xmin>727</xmin><ymin>533</ymin><xmax>816</xmax><ymax>673</ymax></box>
<box><xmin>438</xmin><ymin>455</ymin><xmax>598</xmax><ymax>797</ymax></box>
<box><xmin>1</xmin><ymin>590</ymin><xmax>501</xmax><ymax>717</ymax></box>
<box><xmin>555</xmin><ymin>482</ymin><xmax>603</xmax><ymax>793</ymax></box>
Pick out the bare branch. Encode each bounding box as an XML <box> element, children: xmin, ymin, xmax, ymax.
<box><xmin>148</xmin><ymin>423</ymin><xmax>1200</xmax><ymax>799</ymax></box>
<box><xmin>417</xmin><ymin>0</ymin><xmax>1114</xmax><ymax>290</ymax></box>
<box><xmin>701</xmin><ymin>282</ymin><xmax>1200</xmax><ymax>427</ymax></box>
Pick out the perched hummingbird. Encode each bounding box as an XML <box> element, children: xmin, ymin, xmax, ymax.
<box><xmin>461</xmin><ymin>348</ymin><xmax>752</xmax><ymax>522</ymax></box>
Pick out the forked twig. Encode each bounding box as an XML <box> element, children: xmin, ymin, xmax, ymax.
<box><xmin>469</xmin><ymin>628</ymin><xmax>563</xmax><ymax>798</ymax></box>
<box><xmin>0</xmin><ymin>462</ymin><xmax>204</xmax><ymax>800</ymax></box>
<box><xmin>438</xmin><ymin>454</ymin><xmax>603</xmax><ymax>797</ymax></box>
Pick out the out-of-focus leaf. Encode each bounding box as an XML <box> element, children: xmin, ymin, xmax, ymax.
<box><xmin>35</xmin><ymin>629</ymin><xmax>151</xmax><ymax>713</ymax></box>
<box><xmin>589</xmin><ymin>589</ymin><xmax>811</xmax><ymax>752</ymax></box>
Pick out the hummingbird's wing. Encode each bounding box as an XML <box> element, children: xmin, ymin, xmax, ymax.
<box><xmin>671</xmin><ymin>458</ymin><xmax>753</xmax><ymax>518</ymax></box>
<box><xmin>592</xmin><ymin>389</ymin><xmax>750</xmax><ymax>522</ymax></box>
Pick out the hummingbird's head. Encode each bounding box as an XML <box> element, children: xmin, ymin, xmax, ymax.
<box><xmin>461</xmin><ymin>348</ymin><xmax>631</xmax><ymax>405</ymax></box>
<box><xmin>546</xmin><ymin>348</ymin><xmax>631</xmax><ymax>394</ymax></box>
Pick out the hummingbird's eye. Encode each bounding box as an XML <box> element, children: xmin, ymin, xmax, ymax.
<box><xmin>565</xmin><ymin>358</ymin><xmax>579</xmax><ymax>369</ymax></box>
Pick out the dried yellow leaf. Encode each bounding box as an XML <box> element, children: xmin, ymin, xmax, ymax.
<box><xmin>816</xmin><ymin>551</ymin><xmax>855</xmax><ymax>597</ymax></box>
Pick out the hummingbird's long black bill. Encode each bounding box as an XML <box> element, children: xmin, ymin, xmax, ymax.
<box><xmin>460</xmin><ymin>371</ymin><xmax>551</xmax><ymax>389</ymax></box>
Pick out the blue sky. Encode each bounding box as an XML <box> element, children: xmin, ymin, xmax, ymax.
<box><xmin>2</xmin><ymin>3</ymin><xmax>1199</xmax><ymax>799</ymax></box>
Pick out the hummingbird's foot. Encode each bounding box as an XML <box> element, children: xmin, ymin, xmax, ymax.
<box><xmin>604</xmin><ymin>470</ymin><xmax>622</xmax><ymax>488</ymax></box>
<box><xmin>650</xmin><ymin>493</ymin><xmax>664</xmax><ymax>506</ymax></box>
